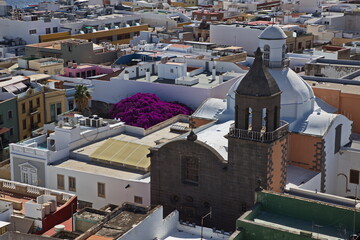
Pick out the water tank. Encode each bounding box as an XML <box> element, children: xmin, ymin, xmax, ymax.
<box><xmin>54</xmin><ymin>224</ymin><xmax>65</xmax><ymax>233</ymax></box>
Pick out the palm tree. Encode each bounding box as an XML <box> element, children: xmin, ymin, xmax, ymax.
<box><xmin>74</xmin><ymin>85</ymin><xmax>91</xmax><ymax>116</ymax></box>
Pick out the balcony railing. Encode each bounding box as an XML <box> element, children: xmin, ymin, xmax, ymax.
<box><xmin>263</xmin><ymin>59</ymin><xmax>289</xmax><ymax>68</ymax></box>
<box><xmin>228</xmin><ymin>120</ymin><xmax>289</xmax><ymax>142</ymax></box>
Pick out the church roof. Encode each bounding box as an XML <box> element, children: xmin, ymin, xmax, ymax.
<box><xmin>236</xmin><ymin>48</ymin><xmax>281</xmax><ymax>96</ymax></box>
<box><xmin>258</xmin><ymin>25</ymin><xmax>288</xmax><ymax>40</ymax></box>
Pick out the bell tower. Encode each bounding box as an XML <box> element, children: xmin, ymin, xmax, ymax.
<box><xmin>227</xmin><ymin>48</ymin><xmax>289</xmax><ymax>210</ymax></box>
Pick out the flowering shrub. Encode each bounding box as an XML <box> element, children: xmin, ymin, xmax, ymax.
<box><xmin>109</xmin><ymin>93</ymin><xmax>193</xmax><ymax>129</ymax></box>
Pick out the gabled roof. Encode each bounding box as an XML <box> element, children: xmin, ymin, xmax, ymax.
<box><xmin>236</xmin><ymin>48</ymin><xmax>281</xmax><ymax>97</ymax></box>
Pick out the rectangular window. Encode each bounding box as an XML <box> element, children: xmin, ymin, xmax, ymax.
<box><xmin>53</xmin><ymin>27</ymin><xmax>58</xmax><ymax>33</ymax></box>
<box><xmin>0</xmin><ymin>115</ymin><xmax>3</xmax><ymax>125</ymax></box>
<box><xmin>29</xmin><ymin>29</ymin><xmax>37</xmax><ymax>34</ymax></box>
<box><xmin>22</xmin><ymin>119</ymin><xmax>26</xmax><ymax>130</ymax></box>
<box><xmin>335</xmin><ymin>124</ymin><xmax>342</xmax><ymax>154</ymax></box>
<box><xmin>29</xmin><ymin>100</ymin><xmax>33</xmax><ymax>111</ymax></box>
<box><xmin>68</xmin><ymin>100</ymin><xmax>74</xmax><ymax>110</ymax></box>
<box><xmin>22</xmin><ymin>103</ymin><xmax>26</xmax><ymax>114</ymax></box>
<box><xmin>182</xmin><ymin>156</ymin><xmax>199</xmax><ymax>185</ymax></box>
<box><xmin>9</xmin><ymin>128</ymin><xmax>13</xmax><ymax>136</ymax></box>
<box><xmin>56</xmin><ymin>103</ymin><xmax>62</xmax><ymax>115</ymax></box>
<box><xmin>350</xmin><ymin>170</ymin><xmax>359</xmax><ymax>184</ymax></box>
<box><xmin>97</xmin><ymin>182</ymin><xmax>105</xmax><ymax>198</ymax></box>
<box><xmin>134</xmin><ymin>196</ymin><xmax>143</xmax><ymax>204</ymax></box>
<box><xmin>69</xmin><ymin>176</ymin><xmax>76</xmax><ymax>192</ymax></box>
<box><xmin>46</xmin><ymin>28</ymin><xmax>51</xmax><ymax>34</ymax></box>
<box><xmin>57</xmin><ymin>174</ymin><xmax>64</xmax><ymax>190</ymax></box>
<box><xmin>36</xmin><ymin>97</ymin><xmax>40</xmax><ymax>107</ymax></box>
<box><xmin>50</xmin><ymin>104</ymin><xmax>56</xmax><ymax>122</ymax></box>
<box><xmin>37</xmin><ymin>113</ymin><xmax>41</xmax><ymax>123</ymax></box>
<box><xmin>8</xmin><ymin>110</ymin><xmax>12</xmax><ymax>119</ymax></box>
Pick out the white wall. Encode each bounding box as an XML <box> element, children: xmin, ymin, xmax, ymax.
<box><xmin>210</xmin><ymin>25</ymin><xmax>261</xmax><ymax>55</ymax></box>
<box><xmin>119</xmin><ymin>207</ymin><xmax>178</xmax><ymax>240</ymax></box>
<box><xmin>299</xmin><ymin>173</ymin><xmax>321</xmax><ymax>191</ymax></box>
<box><xmin>336</xmin><ymin>149</ymin><xmax>360</xmax><ymax>198</ymax></box>
<box><xmin>0</xmin><ymin>201</ymin><xmax>13</xmax><ymax>222</ymax></box>
<box><xmin>46</xmin><ymin>165</ymin><xmax>150</xmax><ymax>209</ymax></box>
<box><xmin>25</xmin><ymin>201</ymin><xmax>45</xmax><ymax>220</ymax></box>
<box><xmin>0</xmin><ymin>18</ymin><xmax>62</xmax><ymax>44</ymax></box>
<box><xmin>92</xmin><ymin>76</ymin><xmax>238</xmax><ymax>109</ymax></box>
<box><xmin>324</xmin><ymin>115</ymin><xmax>352</xmax><ymax>195</ymax></box>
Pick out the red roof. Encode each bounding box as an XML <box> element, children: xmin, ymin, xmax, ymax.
<box><xmin>0</xmin><ymin>128</ymin><xmax>10</xmax><ymax>135</ymax></box>
<box><xmin>42</xmin><ymin>217</ymin><xmax>73</xmax><ymax>237</ymax></box>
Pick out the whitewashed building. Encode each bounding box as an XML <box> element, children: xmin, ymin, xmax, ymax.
<box><xmin>10</xmin><ymin>113</ymin><xmax>189</xmax><ymax>209</ymax></box>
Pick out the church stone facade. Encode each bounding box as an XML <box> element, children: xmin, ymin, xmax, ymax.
<box><xmin>150</xmin><ymin>49</ymin><xmax>289</xmax><ymax>231</ymax></box>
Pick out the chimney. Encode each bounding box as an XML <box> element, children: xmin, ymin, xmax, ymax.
<box><xmin>146</xmin><ymin>69</ymin><xmax>151</xmax><ymax>82</ymax></box>
<box><xmin>124</xmin><ymin>70</ymin><xmax>129</xmax><ymax>80</ymax></box>
<box><xmin>219</xmin><ymin>74</ymin><xmax>223</xmax><ymax>84</ymax></box>
<box><xmin>212</xmin><ymin>66</ymin><xmax>216</xmax><ymax>81</ymax></box>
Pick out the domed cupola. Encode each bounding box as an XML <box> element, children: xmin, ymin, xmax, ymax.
<box><xmin>258</xmin><ymin>25</ymin><xmax>288</xmax><ymax>69</ymax></box>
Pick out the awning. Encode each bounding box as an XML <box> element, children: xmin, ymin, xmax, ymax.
<box><xmin>3</xmin><ymin>85</ymin><xmax>18</xmax><ymax>93</ymax></box>
<box><xmin>0</xmin><ymin>128</ymin><xmax>10</xmax><ymax>135</ymax></box>
<box><xmin>89</xmin><ymin>139</ymin><xmax>150</xmax><ymax>172</ymax></box>
<box><xmin>14</xmin><ymin>82</ymin><xmax>27</xmax><ymax>91</ymax></box>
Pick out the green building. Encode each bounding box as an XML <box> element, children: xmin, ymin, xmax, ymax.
<box><xmin>230</xmin><ymin>190</ymin><xmax>360</xmax><ymax>240</ymax></box>
<box><xmin>0</xmin><ymin>96</ymin><xmax>18</xmax><ymax>153</ymax></box>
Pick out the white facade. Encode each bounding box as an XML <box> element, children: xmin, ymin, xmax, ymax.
<box><xmin>210</xmin><ymin>24</ymin><xmax>262</xmax><ymax>55</ymax></box>
<box><xmin>60</xmin><ymin>13</ymin><xmax>141</xmax><ymax>34</ymax></box>
<box><xmin>91</xmin><ymin>59</ymin><xmax>246</xmax><ymax>109</ymax></box>
<box><xmin>46</xmin><ymin>164</ymin><xmax>150</xmax><ymax>209</ymax></box>
<box><xmin>119</xmin><ymin>207</ymin><xmax>230</xmax><ymax>240</ymax></box>
<box><xmin>0</xmin><ymin>18</ymin><xmax>62</xmax><ymax>44</ymax></box>
<box><xmin>334</xmin><ymin>141</ymin><xmax>360</xmax><ymax>198</ymax></box>
<box><xmin>10</xmin><ymin>118</ymin><xmax>152</xmax><ymax>209</ymax></box>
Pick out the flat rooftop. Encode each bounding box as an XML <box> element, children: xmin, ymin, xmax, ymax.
<box><xmin>52</xmin><ymin>159</ymin><xmax>148</xmax><ymax>181</ymax></box>
<box><xmin>54</xmin><ymin>121</ymin><xmax>189</xmax><ymax>179</ymax></box>
<box><xmin>72</xmin><ymin>121</ymin><xmax>188</xmax><ymax>156</ymax></box>
<box><xmin>93</xmin><ymin>205</ymin><xmax>155</xmax><ymax>239</ymax></box>
<box><xmin>306</xmin><ymin>80</ymin><xmax>360</xmax><ymax>95</ymax></box>
<box><xmin>132</xmin><ymin>72</ymin><xmax>242</xmax><ymax>89</ymax></box>
<box><xmin>253</xmin><ymin>211</ymin><xmax>342</xmax><ymax>240</ymax></box>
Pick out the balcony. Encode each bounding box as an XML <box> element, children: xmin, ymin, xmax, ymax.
<box><xmin>29</xmin><ymin>106</ymin><xmax>39</xmax><ymax>116</ymax></box>
<box><xmin>263</xmin><ymin>59</ymin><xmax>289</xmax><ymax>68</ymax></box>
<box><xmin>228</xmin><ymin>121</ymin><xmax>289</xmax><ymax>143</ymax></box>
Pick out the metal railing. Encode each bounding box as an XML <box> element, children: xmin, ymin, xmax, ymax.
<box><xmin>228</xmin><ymin>121</ymin><xmax>289</xmax><ymax>142</ymax></box>
<box><xmin>263</xmin><ymin>59</ymin><xmax>289</xmax><ymax>68</ymax></box>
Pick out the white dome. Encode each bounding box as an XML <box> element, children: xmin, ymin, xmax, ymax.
<box><xmin>224</xmin><ymin>68</ymin><xmax>315</xmax><ymax>127</ymax></box>
<box><xmin>258</xmin><ymin>25</ymin><xmax>288</xmax><ymax>40</ymax></box>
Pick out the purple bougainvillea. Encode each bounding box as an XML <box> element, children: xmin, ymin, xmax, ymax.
<box><xmin>109</xmin><ymin>93</ymin><xmax>193</xmax><ymax>129</ymax></box>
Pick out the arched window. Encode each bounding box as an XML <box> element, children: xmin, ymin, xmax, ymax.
<box><xmin>274</xmin><ymin>106</ymin><xmax>278</xmax><ymax>130</ymax></box>
<box><xmin>247</xmin><ymin>107</ymin><xmax>252</xmax><ymax>131</ymax></box>
<box><xmin>282</xmin><ymin>44</ymin><xmax>286</xmax><ymax>59</ymax></box>
<box><xmin>263</xmin><ymin>45</ymin><xmax>270</xmax><ymax>62</ymax></box>
<box><xmin>262</xmin><ymin>108</ymin><xmax>267</xmax><ymax>131</ymax></box>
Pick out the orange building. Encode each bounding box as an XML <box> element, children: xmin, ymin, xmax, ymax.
<box><xmin>307</xmin><ymin>80</ymin><xmax>360</xmax><ymax>134</ymax></box>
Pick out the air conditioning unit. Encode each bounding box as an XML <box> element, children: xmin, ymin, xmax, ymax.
<box><xmin>91</xmin><ymin>117</ymin><xmax>100</xmax><ymax>128</ymax></box>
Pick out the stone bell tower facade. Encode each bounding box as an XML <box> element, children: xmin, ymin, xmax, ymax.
<box><xmin>227</xmin><ymin>48</ymin><xmax>289</xmax><ymax>208</ymax></box>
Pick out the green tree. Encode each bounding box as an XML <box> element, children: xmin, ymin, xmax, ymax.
<box><xmin>74</xmin><ymin>85</ymin><xmax>91</xmax><ymax>116</ymax></box>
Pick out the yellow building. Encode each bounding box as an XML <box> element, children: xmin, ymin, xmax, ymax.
<box><xmin>39</xmin><ymin>25</ymin><xmax>149</xmax><ymax>45</ymax></box>
<box><xmin>44</xmin><ymin>87</ymin><xmax>67</xmax><ymax>123</ymax></box>
<box><xmin>28</xmin><ymin>58</ymin><xmax>64</xmax><ymax>75</ymax></box>
<box><xmin>17</xmin><ymin>87</ymin><xmax>45</xmax><ymax>140</ymax></box>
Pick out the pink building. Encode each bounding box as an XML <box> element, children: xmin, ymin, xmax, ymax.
<box><xmin>64</xmin><ymin>64</ymin><xmax>114</xmax><ymax>78</ymax></box>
